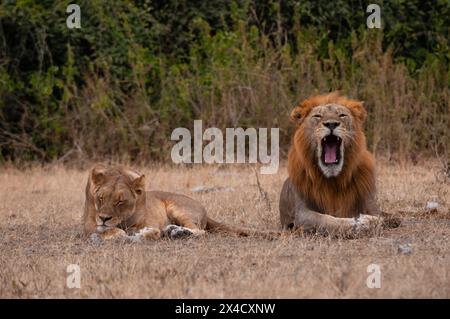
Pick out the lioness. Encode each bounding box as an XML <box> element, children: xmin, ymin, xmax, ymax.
<box><xmin>279</xmin><ymin>92</ymin><xmax>400</xmax><ymax>237</ymax></box>
<box><xmin>83</xmin><ymin>164</ymin><xmax>275</xmax><ymax>240</ymax></box>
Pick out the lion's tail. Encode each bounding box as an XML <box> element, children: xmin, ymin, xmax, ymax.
<box><xmin>205</xmin><ymin>217</ymin><xmax>282</xmax><ymax>239</ymax></box>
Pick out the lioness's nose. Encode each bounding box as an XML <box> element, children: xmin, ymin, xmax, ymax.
<box><xmin>323</xmin><ymin>121</ymin><xmax>340</xmax><ymax>131</ymax></box>
<box><xmin>99</xmin><ymin>215</ymin><xmax>112</xmax><ymax>223</ymax></box>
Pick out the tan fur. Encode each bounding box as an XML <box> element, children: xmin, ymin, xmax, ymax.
<box><xmin>279</xmin><ymin>92</ymin><xmax>400</xmax><ymax>237</ymax></box>
<box><xmin>83</xmin><ymin>164</ymin><xmax>278</xmax><ymax>240</ymax></box>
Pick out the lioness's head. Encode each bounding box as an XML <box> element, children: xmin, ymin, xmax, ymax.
<box><xmin>290</xmin><ymin>92</ymin><xmax>367</xmax><ymax>178</ymax></box>
<box><xmin>88</xmin><ymin>164</ymin><xmax>145</xmax><ymax>232</ymax></box>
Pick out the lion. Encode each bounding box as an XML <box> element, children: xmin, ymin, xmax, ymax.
<box><xmin>279</xmin><ymin>92</ymin><xmax>400</xmax><ymax>237</ymax></box>
<box><xmin>83</xmin><ymin>164</ymin><xmax>277</xmax><ymax>241</ymax></box>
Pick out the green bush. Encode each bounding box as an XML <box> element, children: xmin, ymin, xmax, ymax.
<box><xmin>0</xmin><ymin>0</ymin><xmax>448</xmax><ymax>163</ymax></box>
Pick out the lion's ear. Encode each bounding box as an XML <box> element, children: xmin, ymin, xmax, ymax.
<box><xmin>290</xmin><ymin>106</ymin><xmax>303</xmax><ymax>125</ymax></box>
<box><xmin>132</xmin><ymin>175</ymin><xmax>145</xmax><ymax>195</ymax></box>
<box><xmin>91</xmin><ymin>164</ymin><xmax>107</xmax><ymax>186</ymax></box>
<box><xmin>351</xmin><ymin>101</ymin><xmax>367</xmax><ymax>123</ymax></box>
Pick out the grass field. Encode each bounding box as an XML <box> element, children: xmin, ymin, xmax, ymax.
<box><xmin>0</xmin><ymin>160</ymin><xmax>449</xmax><ymax>298</ymax></box>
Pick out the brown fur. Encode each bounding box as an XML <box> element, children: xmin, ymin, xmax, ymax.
<box><xmin>288</xmin><ymin>92</ymin><xmax>375</xmax><ymax>218</ymax></box>
<box><xmin>280</xmin><ymin>92</ymin><xmax>400</xmax><ymax>236</ymax></box>
<box><xmin>83</xmin><ymin>164</ymin><xmax>279</xmax><ymax>240</ymax></box>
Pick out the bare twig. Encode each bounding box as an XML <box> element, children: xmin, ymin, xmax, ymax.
<box><xmin>0</xmin><ymin>129</ymin><xmax>46</xmax><ymax>159</ymax></box>
<box><xmin>251</xmin><ymin>165</ymin><xmax>271</xmax><ymax>211</ymax></box>
<box><xmin>431</xmin><ymin>136</ymin><xmax>450</xmax><ymax>183</ymax></box>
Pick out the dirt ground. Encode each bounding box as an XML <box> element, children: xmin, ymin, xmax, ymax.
<box><xmin>0</xmin><ymin>160</ymin><xmax>449</xmax><ymax>298</ymax></box>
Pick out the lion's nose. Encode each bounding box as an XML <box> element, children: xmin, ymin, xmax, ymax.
<box><xmin>99</xmin><ymin>215</ymin><xmax>112</xmax><ymax>223</ymax></box>
<box><xmin>323</xmin><ymin>121</ymin><xmax>340</xmax><ymax>131</ymax></box>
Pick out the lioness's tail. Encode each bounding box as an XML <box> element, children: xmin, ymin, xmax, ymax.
<box><xmin>205</xmin><ymin>217</ymin><xmax>282</xmax><ymax>239</ymax></box>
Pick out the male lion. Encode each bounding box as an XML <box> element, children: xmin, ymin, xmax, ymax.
<box><xmin>279</xmin><ymin>92</ymin><xmax>400</xmax><ymax>237</ymax></box>
<box><xmin>83</xmin><ymin>164</ymin><xmax>275</xmax><ymax>241</ymax></box>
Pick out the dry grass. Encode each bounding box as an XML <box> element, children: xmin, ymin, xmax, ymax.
<box><xmin>0</xmin><ymin>159</ymin><xmax>449</xmax><ymax>298</ymax></box>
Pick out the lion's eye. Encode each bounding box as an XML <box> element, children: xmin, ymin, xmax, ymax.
<box><xmin>339</xmin><ymin>114</ymin><xmax>348</xmax><ymax>118</ymax></box>
<box><xmin>312</xmin><ymin>114</ymin><xmax>322</xmax><ymax>119</ymax></box>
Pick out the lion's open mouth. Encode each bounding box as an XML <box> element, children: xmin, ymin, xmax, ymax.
<box><xmin>321</xmin><ymin>135</ymin><xmax>342</xmax><ymax>165</ymax></box>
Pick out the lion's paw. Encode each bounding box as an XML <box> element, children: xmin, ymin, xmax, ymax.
<box><xmin>351</xmin><ymin>214</ymin><xmax>380</xmax><ymax>234</ymax></box>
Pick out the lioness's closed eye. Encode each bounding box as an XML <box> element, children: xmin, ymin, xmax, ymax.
<box><xmin>83</xmin><ymin>164</ymin><xmax>278</xmax><ymax>241</ymax></box>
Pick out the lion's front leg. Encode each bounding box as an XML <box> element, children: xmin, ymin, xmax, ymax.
<box><xmin>294</xmin><ymin>209</ymin><xmax>380</xmax><ymax>238</ymax></box>
<box><xmin>293</xmin><ymin>208</ymin><xmax>351</xmax><ymax>235</ymax></box>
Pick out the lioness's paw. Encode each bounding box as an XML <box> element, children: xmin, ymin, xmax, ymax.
<box><xmin>163</xmin><ymin>224</ymin><xmax>194</xmax><ymax>239</ymax></box>
<box><xmin>89</xmin><ymin>233</ymin><xmax>102</xmax><ymax>243</ymax></box>
<box><xmin>128</xmin><ymin>227</ymin><xmax>161</xmax><ymax>242</ymax></box>
<box><xmin>162</xmin><ymin>224</ymin><xmax>179</xmax><ymax>234</ymax></box>
<box><xmin>171</xmin><ymin>228</ymin><xmax>194</xmax><ymax>239</ymax></box>
<box><xmin>104</xmin><ymin>228</ymin><xmax>127</xmax><ymax>239</ymax></box>
<box><xmin>89</xmin><ymin>228</ymin><xmax>127</xmax><ymax>242</ymax></box>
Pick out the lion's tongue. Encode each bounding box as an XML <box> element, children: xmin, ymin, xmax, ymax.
<box><xmin>324</xmin><ymin>143</ymin><xmax>337</xmax><ymax>164</ymax></box>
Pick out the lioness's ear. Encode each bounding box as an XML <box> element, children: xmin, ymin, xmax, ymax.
<box><xmin>290</xmin><ymin>106</ymin><xmax>303</xmax><ymax>125</ymax></box>
<box><xmin>91</xmin><ymin>164</ymin><xmax>107</xmax><ymax>185</ymax></box>
<box><xmin>132</xmin><ymin>175</ymin><xmax>145</xmax><ymax>195</ymax></box>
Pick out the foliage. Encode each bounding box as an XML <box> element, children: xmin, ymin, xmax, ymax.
<box><xmin>0</xmin><ymin>0</ymin><xmax>448</xmax><ymax>162</ymax></box>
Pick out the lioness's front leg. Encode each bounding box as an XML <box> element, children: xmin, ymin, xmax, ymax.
<box><xmin>127</xmin><ymin>226</ymin><xmax>162</xmax><ymax>241</ymax></box>
<box><xmin>90</xmin><ymin>227</ymin><xmax>127</xmax><ymax>241</ymax></box>
<box><xmin>163</xmin><ymin>199</ymin><xmax>207</xmax><ymax>239</ymax></box>
<box><xmin>162</xmin><ymin>224</ymin><xmax>199</xmax><ymax>239</ymax></box>
<box><xmin>280</xmin><ymin>179</ymin><xmax>379</xmax><ymax>237</ymax></box>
